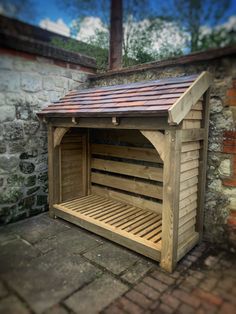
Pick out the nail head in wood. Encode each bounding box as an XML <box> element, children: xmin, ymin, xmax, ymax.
<box><xmin>112</xmin><ymin>117</ymin><xmax>119</xmax><ymax>126</ymax></box>
<box><xmin>72</xmin><ymin>117</ymin><xmax>78</xmax><ymax>125</ymax></box>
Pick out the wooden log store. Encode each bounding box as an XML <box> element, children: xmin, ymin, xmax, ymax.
<box><xmin>37</xmin><ymin>72</ymin><xmax>212</xmax><ymax>272</ymax></box>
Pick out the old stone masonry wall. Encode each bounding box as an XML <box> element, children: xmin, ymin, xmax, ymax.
<box><xmin>90</xmin><ymin>56</ymin><xmax>236</xmax><ymax>247</ymax></box>
<box><xmin>0</xmin><ymin>51</ymin><xmax>91</xmax><ymax>224</ymax></box>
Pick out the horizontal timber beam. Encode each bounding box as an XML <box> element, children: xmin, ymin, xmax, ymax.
<box><xmin>48</xmin><ymin>117</ymin><xmax>181</xmax><ymax>131</ymax></box>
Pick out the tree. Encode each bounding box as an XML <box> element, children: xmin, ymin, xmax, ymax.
<box><xmin>163</xmin><ymin>0</ymin><xmax>232</xmax><ymax>52</ymax></box>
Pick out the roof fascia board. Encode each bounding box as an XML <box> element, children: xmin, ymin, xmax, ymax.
<box><xmin>168</xmin><ymin>71</ymin><xmax>213</xmax><ymax>125</ymax></box>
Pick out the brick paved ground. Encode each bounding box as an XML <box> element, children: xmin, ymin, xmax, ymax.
<box><xmin>0</xmin><ymin>213</ymin><xmax>235</xmax><ymax>314</ymax></box>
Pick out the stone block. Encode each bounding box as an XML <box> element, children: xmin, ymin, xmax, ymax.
<box><xmin>19</xmin><ymin>161</ymin><xmax>35</xmax><ymax>174</ymax></box>
<box><xmin>0</xmin><ymin>295</ymin><xmax>30</xmax><ymax>314</ymax></box>
<box><xmin>0</xmin><ymin>141</ymin><xmax>6</xmax><ymax>153</ymax></box>
<box><xmin>0</xmin><ymin>71</ymin><xmax>20</xmax><ymax>92</ymax></box>
<box><xmin>25</xmin><ymin>175</ymin><xmax>36</xmax><ymax>187</ymax></box>
<box><xmin>36</xmin><ymin>195</ymin><xmax>48</xmax><ymax>206</ymax></box>
<box><xmin>8</xmin><ymin>140</ymin><xmax>27</xmax><ymax>153</ymax></box>
<box><xmin>0</xmin><ymin>156</ymin><xmax>18</xmax><ymax>172</ymax></box>
<box><xmin>4</xmin><ymin>121</ymin><xmax>24</xmax><ymax>140</ymax></box>
<box><xmin>0</xmin><ymin>93</ymin><xmax>5</xmax><ymax>106</ymax></box>
<box><xmin>65</xmin><ymin>274</ymin><xmax>128</xmax><ymax>314</ymax></box>
<box><xmin>27</xmin><ymin>186</ymin><xmax>40</xmax><ymax>195</ymax></box>
<box><xmin>84</xmin><ymin>242</ymin><xmax>140</xmax><ymax>275</ymax></box>
<box><xmin>219</xmin><ymin>159</ymin><xmax>231</xmax><ymax>176</ymax></box>
<box><xmin>21</xmin><ymin>73</ymin><xmax>42</xmax><ymax>92</ymax></box>
<box><xmin>0</xmin><ymin>56</ymin><xmax>13</xmax><ymax>70</ymax></box>
<box><xmin>0</xmin><ymin>105</ymin><xmax>15</xmax><ymax>122</ymax></box>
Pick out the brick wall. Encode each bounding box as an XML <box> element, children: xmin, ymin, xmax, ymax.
<box><xmin>0</xmin><ymin>48</ymin><xmax>95</xmax><ymax>224</ymax></box>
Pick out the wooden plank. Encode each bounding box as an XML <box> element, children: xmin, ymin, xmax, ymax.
<box><xmin>160</xmin><ymin>129</ymin><xmax>181</xmax><ymax>272</ymax></box>
<box><xmin>168</xmin><ymin>71</ymin><xmax>212</xmax><ymax>124</ymax></box>
<box><xmin>182</xmin><ymin>120</ymin><xmax>201</xmax><ymax>129</ymax></box>
<box><xmin>179</xmin><ymin>209</ymin><xmax>197</xmax><ymax>227</ymax></box>
<box><xmin>91</xmin><ymin>144</ymin><xmax>162</xmax><ymax>163</ymax></box>
<box><xmin>181</xmin><ymin>141</ymin><xmax>200</xmax><ymax>152</ymax></box>
<box><xmin>178</xmin><ymin>218</ymin><xmax>196</xmax><ymax>236</ymax></box>
<box><xmin>177</xmin><ymin>233</ymin><xmax>199</xmax><ymax>261</ymax></box>
<box><xmin>185</xmin><ymin>110</ymin><xmax>202</xmax><ymax>120</ymax></box>
<box><xmin>180</xmin><ymin>185</ymin><xmax>198</xmax><ymax>201</ymax></box>
<box><xmin>178</xmin><ymin>226</ymin><xmax>195</xmax><ymax>245</ymax></box>
<box><xmin>47</xmin><ymin>125</ymin><xmax>55</xmax><ymax>217</ymax></box>
<box><xmin>91</xmin><ymin>185</ymin><xmax>162</xmax><ymax>214</ymax></box>
<box><xmin>181</xmin><ymin>129</ymin><xmax>204</xmax><ymax>142</ymax></box>
<box><xmin>180</xmin><ymin>176</ymin><xmax>198</xmax><ymax>192</ymax></box>
<box><xmin>196</xmin><ymin>89</ymin><xmax>211</xmax><ymax>241</ymax></box>
<box><xmin>179</xmin><ymin>193</ymin><xmax>198</xmax><ymax>210</ymax></box>
<box><xmin>181</xmin><ymin>159</ymin><xmax>199</xmax><ymax>173</ymax></box>
<box><xmin>91</xmin><ymin>158</ymin><xmax>163</xmax><ymax>182</ymax></box>
<box><xmin>91</xmin><ymin>172</ymin><xmax>163</xmax><ymax>200</ymax></box>
<box><xmin>180</xmin><ymin>168</ymin><xmax>199</xmax><ymax>182</ymax></box>
<box><xmin>181</xmin><ymin>150</ymin><xmax>199</xmax><ymax>163</ymax></box>
<box><xmin>179</xmin><ymin>201</ymin><xmax>197</xmax><ymax>219</ymax></box>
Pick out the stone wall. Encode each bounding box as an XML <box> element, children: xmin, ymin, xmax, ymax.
<box><xmin>89</xmin><ymin>55</ymin><xmax>236</xmax><ymax>248</ymax></box>
<box><xmin>0</xmin><ymin>48</ymin><xmax>94</xmax><ymax>224</ymax></box>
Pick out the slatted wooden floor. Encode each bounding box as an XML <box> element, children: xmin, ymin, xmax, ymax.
<box><xmin>54</xmin><ymin>194</ymin><xmax>162</xmax><ymax>261</ymax></box>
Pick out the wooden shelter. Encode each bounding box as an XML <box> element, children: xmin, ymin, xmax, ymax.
<box><xmin>38</xmin><ymin>72</ymin><xmax>212</xmax><ymax>272</ymax></box>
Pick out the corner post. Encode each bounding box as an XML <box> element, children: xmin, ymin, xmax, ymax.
<box><xmin>48</xmin><ymin>125</ymin><xmax>61</xmax><ymax>218</ymax></box>
<box><xmin>196</xmin><ymin>88</ymin><xmax>211</xmax><ymax>240</ymax></box>
<box><xmin>161</xmin><ymin>129</ymin><xmax>182</xmax><ymax>272</ymax></box>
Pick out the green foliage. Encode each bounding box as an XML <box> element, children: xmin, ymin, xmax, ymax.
<box><xmin>166</xmin><ymin>0</ymin><xmax>232</xmax><ymax>52</ymax></box>
<box><xmin>51</xmin><ymin>37</ymin><xmax>108</xmax><ymax>71</ymax></box>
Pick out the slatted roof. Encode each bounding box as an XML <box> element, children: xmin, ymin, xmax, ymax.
<box><xmin>38</xmin><ymin>72</ymin><xmax>212</xmax><ymax>124</ymax></box>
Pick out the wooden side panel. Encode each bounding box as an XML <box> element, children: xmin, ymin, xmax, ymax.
<box><xmin>60</xmin><ymin>131</ymin><xmax>87</xmax><ymax>202</ymax></box>
<box><xmin>90</xmin><ymin>129</ymin><xmax>163</xmax><ymax>214</ymax></box>
<box><xmin>177</xmin><ymin>99</ymin><xmax>205</xmax><ymax>260</ymax></box>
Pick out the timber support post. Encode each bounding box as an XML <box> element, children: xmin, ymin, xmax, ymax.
<box><xmin>161</xmin><ymin>130</ymin><xmax>182</xmax><ymax>272</ymax></box>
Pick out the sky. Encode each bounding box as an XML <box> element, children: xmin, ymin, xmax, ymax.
<box><xmin>0</xmin><ymin>0</ymin><xmax>235</xmax><ymax>53</ymax></box>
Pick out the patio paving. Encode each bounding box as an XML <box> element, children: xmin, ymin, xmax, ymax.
<box><xmin>0</xmin><ymin>213</ymin><xmax>235</xmax><ymax>314</ymax></box>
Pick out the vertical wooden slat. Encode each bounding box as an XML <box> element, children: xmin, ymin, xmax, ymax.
<box><xmin>196</xmin><ymin>88</ymin><xmax>211</xmax><ymax>240</ymax></box>
<box><xmin>87</xmin><ymin>129</ymin><xmax>91</xmax><ymax>195</ymax></box>
<box><xmin>48</xmin><ymin>125</ymin><xmax>61</xmax><ymax>218</ymax></box>
<box><xmin>161</xmin><ymin>129</ymin><xmax>182</xmax><ymax>272</ymax></box>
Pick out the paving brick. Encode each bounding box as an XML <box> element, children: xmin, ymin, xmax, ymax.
<box><xmin>173</xmin><ymin>289</ymin><xmax>201</xmax><ymax>308</ymax></box>
<box><xmin>199</xmin><ymin>277</ymin><xmax>218</xmax><ymax>292</ymax></box>
<box><xmin>177</xmin><ymin>303</ymin><xmax>196</xmax><ymax>314</ymax></box>
<box><xmin>116</xmin><ymin>297</ymin><xmax>143</xmax><ymax>314</ymax></box>
<box><xmin>143</xmin><ymin>277</ymin><xmax>168</xmax><ymax>293</ymax></box>
<box><xmin>134</xmin><ymin>282</ymin><xmax>160</xmax><ymax>300</ymax></box>
<box><xmin>103</xmin><ymin>304</ymin><xmax>126</xmax><ymax>314</ymax></box>
<box><xmin>220</xmin><ymin>302</ymin><xmax>236</xmax><ymax>314</ymax></box>
<box><xmin>43</xmin><ymin>304</ymin><xmax>69</xmax><ymax>314</ymax></box>
<box><xmin>159</xmin><ymin>303</ymin><xmax>174</xmax><ymax>313</ymax></box>
<box><xmin>201</xmin><ymin>300</ymin><xmax>218</xmax><ymax>313</ymax></box>
<box><xmin>121</xmin><ymin>259</ymin><xmax>153</xmax><ymax>284</ymax></box>
<box><xmin>0</xmin><ymin>281</ymin><xmax>8</xmax><ymax>299</ymax></box>
<box><xmin>150</xmin><ymin>271</ymin><xmax>175</xmax><ymax>285</ymax></box>
<box><xmin>194</xmin><ymin>289</ymin><xmax>223</xmax><ymax>306</ymax></box>
<box><xmin>125</xmin><ymin>290</ymin><xmax>152</xmax><ymax>309</ymax></box>
<box><xmin>160</xmin><ymin>294</ymin><xmax>180</xmax><ymax>309</ymax></box>
<box><xmin>0</xmin><ymin>295</ymin><xmax>30</xmax><ymax>314</ymax></box>
<box><xmin>64</xmin><ymin>274</ymin><xmax>128</xmax><ymax>314</ymax></box>
<box><xmin>149</xmin><ymin>300</ymin><xmax>160</xmax><ymax>311</ymax></box>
